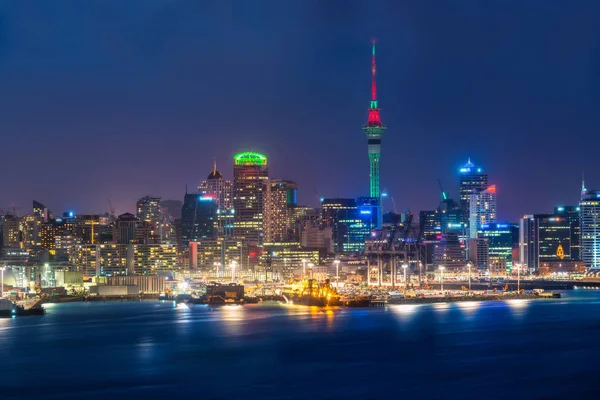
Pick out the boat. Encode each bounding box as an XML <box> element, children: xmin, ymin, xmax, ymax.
<box><xmin>0</xmin><ymin>298</ymin><xmax>46</xmax><ymax>317</ymax></box>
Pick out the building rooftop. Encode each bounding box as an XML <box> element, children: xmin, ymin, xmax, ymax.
<box><xmin>234</xmin><ymin>152</ymin><xmax>267</xmax><ymax>166</ymax></box>
<box><xmin>459</xmin><ymin>158</ymin><xmax>484</xmax><ymax>174</ymax></box>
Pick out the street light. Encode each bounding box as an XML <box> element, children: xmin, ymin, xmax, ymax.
<box><xmin>402</xmin><ymin>264</ymin><xmax>408</xmax><ymax>294</ymax></box>
<box><xmin>230</xmin><ymin>261</ymin><xmax>237</xmax><ymax>283</ymax></box>
<box><xmin>467</xmin><ymin>262</ymin><xmax>472</xmax><ymax>292</ymax></box>
<box><xmin>439</xmin><ymin>266</ymin><xmax>445</xmax><ymax>293</ymax></box>
<box><xmin>334</xmin><ymin>259</ymin><xmax>340</xmax><ymax>288</ymax></box>
<box><xmin>0</xmin><ymin>267</ymin><xmax>5</xmax><ymax>298</ymax></box>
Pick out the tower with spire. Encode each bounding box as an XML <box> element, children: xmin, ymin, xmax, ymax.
<box><xmin>362</xmin><ymin>40</ymin><xmax>387</xmax><ymax>203</ymax></box>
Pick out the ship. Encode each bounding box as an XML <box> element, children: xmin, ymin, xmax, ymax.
<box><xmin>283</xmin><ymin>279</ymin><xmax>341</xmax><ymax>307</ymax></box>
<box><xmin>0</xmin><ymin>298</ymin><xmax>46</xmax><ymax>317</ymax></box>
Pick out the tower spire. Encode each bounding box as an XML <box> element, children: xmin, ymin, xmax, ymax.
<box><xmin>363</xmin><ymin>40</ymin><xmax>387</xmax><ymax>216</ymax></box>
<box><xmin>582</xmin><ymin>172</ymin><xmax>587</xmax><ymax>199</ymax></box>
<box><xmin>213</xmin><ymin>158</ymin><xmax>217</xmax><ymax>172</ymax></box>
<box><xmin>371</xmin><ymin>40</ymin><xmax>377</xmax><ymax>102</ymax></box>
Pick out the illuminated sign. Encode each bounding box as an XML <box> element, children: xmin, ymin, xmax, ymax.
<box><xmin>557</xmin><ymin>207</ymin><xmax>564</xmax><ymax>212</ymax></box>
<box><xmin>199</xmin><ymin>196</ymin><xmax>214</xmax><ymax>202</ymax></box>
<box><xmin>556</xmin><ymin>244</ymin><xmax>565</xmax><ymax>260</ymax></box>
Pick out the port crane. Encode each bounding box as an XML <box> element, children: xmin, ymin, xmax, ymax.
<box><xmin>364</xmin><ymin>212</ymin><xmax>425</xmax><ymax>288</ymax></box>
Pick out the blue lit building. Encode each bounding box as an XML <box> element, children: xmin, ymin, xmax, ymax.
<box><xmin>181</xmin><ymin>193</ymin><xmax>216</xmax><ymax>247</ymax></box>
<box><xmin>322</xmin><ymin>198</ymin><xmax>378</xmax><ymax>253</ymax></box>
<box><xmin>580</xmin><ymin>190</ymin><xmax>600</xmax><ymax>269</ymax></box>
<box><xmin>459</xmin><ymin>158</ymin><xmax>488</xmax><ymax>225</ymax></box>
<box><xmin>477</xmin><ymin>223</ymin><xmax>516</xmax><ymax>269</ymax></box>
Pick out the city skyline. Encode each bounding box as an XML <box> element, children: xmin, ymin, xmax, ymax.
<box><xmin>1</xmin><ymin>2</ymin><xmax>599</xmax><ymax>221</ymax></box>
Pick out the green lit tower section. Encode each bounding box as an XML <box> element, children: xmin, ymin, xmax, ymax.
<box><xmin>362</xmin><ymin>40</ymin><xmax>387</xmax><ymax>202</ymax></box>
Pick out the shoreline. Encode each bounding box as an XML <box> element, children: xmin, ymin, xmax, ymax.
<box><xmin>37</xmin><ymin>292</ymin><xmax>561</xmax><ymax>307</ymax></box>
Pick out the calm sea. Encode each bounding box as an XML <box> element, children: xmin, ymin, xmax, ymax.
<box><xmin>1</xmin><ymin>291</ymin><xmax>600</xmax><ymax>400</ymax></box>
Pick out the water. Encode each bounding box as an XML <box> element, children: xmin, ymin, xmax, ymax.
<box><xmin>1</xmin><ymin>291</ymin><xmax>600</xmax><ymax>399</ymax></box>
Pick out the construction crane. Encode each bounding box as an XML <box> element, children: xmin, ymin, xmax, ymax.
<box><xmin>107</xmin><ymin>199</ymin><xmax>116</xmax><ymax>218</ymax></box>
<box><xmin>0</xmin><ymin>205</ymin><xmax>22</xmax><ymax>217</ymax></box>
<box><xmin>437</xmin><ymin>179</ymin><xmax>448</xmax><ymax>201</ymax></box>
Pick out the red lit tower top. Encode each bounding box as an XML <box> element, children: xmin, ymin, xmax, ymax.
<box><xmin>366</xmin><ymin>40</ymin><xmax>384</xmax><ymax>127</ymax></box>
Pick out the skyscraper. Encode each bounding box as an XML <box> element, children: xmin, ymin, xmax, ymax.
<box><xmin>232</xmin><ymin>152</ymin><xmax>269</xmax><ymax>246</ymax></box>
<box><xmin>136</xmin><ymin>196</ymin><xmax>162</xmax><ymax>228</ymax></box>
<box><xmin>362</xmin><ymin>41</ymin><xmax>386</xmax><ymax>203</ymax></box>
<box><xmin>113</xmin><ymin>213</ymin><xmax>138</xmax><ymax>244</ymax></box>
<box><xmin>181</xmin><ymin>193</ymin><xmax>216</xmax><ymax>247</ymax></box>
<box><xmin>263</xmin><ymin>179</ymin><xmax>297</xmax><ymax>242</ymax></box>
<box><xmin>459</xmin><ymin>159</ymin><xmax>488</xmax><ymax>224</ymax></box>
<box><xmin>469</xmin><ymin>185</ymin><xmax>497</xmax><ymax>238</ymax></box>
<box><xmin>580</xmin><ymin>190</ymin><xmax>600</xmax><ymax>269</ymax></box>
<box><xmin>198</xmin><ymin>161</ymin><xmax>233</xmax><ymax>211</ymax></box>
<box><xmin>199</xmin><ymin>161</ymin><xmax>235</xmax><ymax>238</ymax></box>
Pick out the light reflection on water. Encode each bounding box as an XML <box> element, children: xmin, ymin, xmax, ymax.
<box><xmin>0</xmin><ymin>291</ymin><xmax>599</xmax><ymax>400</ymax></box>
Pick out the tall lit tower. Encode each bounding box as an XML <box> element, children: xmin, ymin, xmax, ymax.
<box><xmin>362</xmin><ymin>40</ymin><xmax>386</xmax><ymax>203</ymax></box>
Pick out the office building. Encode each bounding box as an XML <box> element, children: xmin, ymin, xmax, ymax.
<box><xmin>263</xmin><ymin>242</ymin><xmax>320</xmax><ymax>280</ymax></box>
<box><xmin>232</xmin><ymin>152</ymin><xmax>269</xmax><ymax>246</ymax></box>
<box><xmin>555</xmin><ymin>206</ymin><xmax>581</xmax><ymax>260</ymax></box>
<box><xmin>580</xmin><ymin>190</ymin><xmax>600</xmax><ymax>269</ymax></box>
<box><xmin>2</xmin><ymin>214</ymin><xmax>21</xmax><ymax>249</ymax></box>
<box><xmin>263</xmin><ymin>180</ymin><xmax>297</xmax><ymax>242</ymax></box>
<box><xmin>136</xmin><ymin>196</ymin><xmax>162</xmax><ymax>228</ymax></box>
<box><xmin>469</xmin><ymin>185</ymin><xmax>497</xmax><ymax>238</ymax></box>
<box><xmin>69</xmin><ymin>244</ymin><xmax>128</xmax><ymax>276</ymax></box>
<box><xmin>433</xmin><ymin>233</ymin><xmax>466</xmax><ymax>269</ymax></box>
<box><xmin>477</xmin><ymin>223</ymin><xmax>514</xmax><ymax>268</ymax></box>
<box><xmin>468</xmin><ymin>238</ymin><xmax>489</xmax><ymax>269</ymax></box>
<box><xmin>126</xmin><ymin>244</ymin><xmax>178</xmax><ymax>274</ymax></box>
<box><xmin>189</xmin><ymin>239</ymin><xmax>247</xmax><ymax>275</ymax></box>
<box><xmin>198</xmin><ymin>161</ymin><xmax>233</xmax><ymax>211</ymax></box>
<box><xmin>322</xmin><ymin>198</ymin><xmax>377</xmax><ymax>253</ymax></box>
<box><xmin>459</xmin><ymin>158</ymin><xmax>488</xmax><ymax>225</ymax></box>
<box><xmin>181</xmin><ymin>193</ymin><xmax>216</xmax><ymax>247</ymax></box>
<box><xmin>32</xmin><ymin>200</ymin><xmax>50</xmax><ymax>223</ymax></box>
<box><xmin>113</xmin><ymin>213</ymin><xmax>138</xmax><ymax>244</ymax></box>
<box><xmin>519</xmin><ymin>215</ymin><xmax>535</xmax><ymax>270</ymax></box>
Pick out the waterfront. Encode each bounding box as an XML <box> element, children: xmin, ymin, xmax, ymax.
<box><xmin>1</xmin><ymin>291</ymin><xmax>600</xmax><ymax>399</ymax></box>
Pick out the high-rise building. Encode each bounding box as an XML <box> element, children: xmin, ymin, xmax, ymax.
<box><xmin>433</xmin><ymin>232</ymin><xmax>466</xmax><ymax>269</ymax></box>
<box><xmin>199</xmin><ymin>162</ymin><xmax>234</xmax><ymax>238</ymax></box>
<box><xmin>322</xmin><ymin>198</ymin><xmax>377</xmax><ymax>253</ymax></box>
<box><xmin>580</xmin><ymin>190</ymin><xmax>600</xmax><ymax>269</ymax></box>
<box><xmin>181</xmin><ymin>193</ymin><xmax>216</xmax><ymax>247</ymax></box>
<box><xmin>2</xmin><ymin>214</ymin><xmax>21</xmax><ymax>249</ymax></box>
<box><xmin>232</xmin><ymin>152</ymin><xmax>269</xmax><ymax>246</ymax></box>
<box><xmin>189</xmin><ymin>239</ymin><xmax>247</xmax><ymax>275</ymax></box>
<box><xmin>113</xmin><ymin>213</ymin><xmax>138</xmax><ymax>244</ymax></box>
<box><xmin>362</xmin><ymin>41</ymin><xmax>387</xmax><ymax>204</ymax></box>
<box><xmin>459</xmin><ymin>159</ymin><xmax>488</xmax><ymax>224</ymax></box>
<box><xmin>32</xmin><ymin>200</ymin><xmax>50</xmax><ymax>223</ymax></box>
<box><xmin>198</xmin><ymin>161</ymin><xmax>233</xmax><ymax>211</ymax></box>
<box><xmin>263</xmin><ymin>180</ymin><xmax>298</xmax><ymax>242</ymax></box>
<box><xmin>555</xmin><ymin>206</ymin><xmax>581</xmax><ymax>260</ymax></box>
<box><xmin>469</xmin><ymin>185</ymin><xmax>497</xmax><ymax>238</ymax></box>
<box><xmin>468</xmin><ymin>238</ymin><xmax>489</xmax><ymax>269</ymax></box>
<box><xmin>521</xmin><ymin>211</ymin><xmax>576</xmax><ymax>273</ymax></box>
<box><xmin>136</xmin><ymin>196</ymin><xmax>162</xmax><ymax>228</ymax></box>
<box><xmin>477</xmin><ymin>223</ymin><xmax>514</xmax><ymax>269</ymax></box>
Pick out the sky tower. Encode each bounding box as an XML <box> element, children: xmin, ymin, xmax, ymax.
<box><xmin>362</xmin><ymin>40</ymin><xmax>387</xmax><ymax>203</ymax></box>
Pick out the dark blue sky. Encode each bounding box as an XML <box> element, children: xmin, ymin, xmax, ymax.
<box><xmin>1</xmin><ymin>1</ymin><xmax>599</xmax><ymax>221</ymax></box>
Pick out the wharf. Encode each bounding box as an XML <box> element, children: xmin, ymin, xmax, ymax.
<box><xmin>387</xmin><ymin>292</ymin><xmax>559</xmax><ymax>305</ymax></box>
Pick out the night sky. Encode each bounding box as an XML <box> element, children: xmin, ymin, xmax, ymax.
<box><xmin>1</xmin><ymin>1</ymin><xmax>599</xmax><ymax>221</ymax></box>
